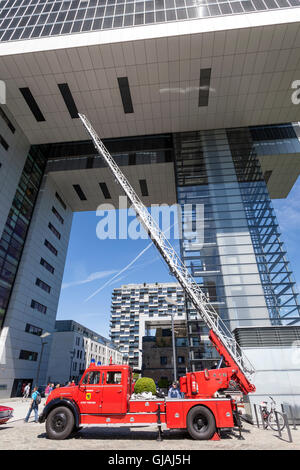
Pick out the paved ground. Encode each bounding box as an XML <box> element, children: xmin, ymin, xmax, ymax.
<box><xmin>1</xmin><ymin>398</ymin><xmax>299</xmax><ymax>450</ymax></box>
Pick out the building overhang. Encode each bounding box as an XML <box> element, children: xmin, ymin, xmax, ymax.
<box><xmin>259</xmin><ymin>152</ymin><xmax>300</xmax><ymax>198</ymax></box>
<box><xmin>47</xmin><ymin>161</ymin><xmax>177</xmax><ymax>211</ymax></box>
<box><xmin>1</xmin><ymin>8</ymin><xmax>300</xmax><ymax>145</ymax></box>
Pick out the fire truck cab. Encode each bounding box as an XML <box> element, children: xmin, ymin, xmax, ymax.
<box><xmin>39</xmin><ymin>362</ymin><xmax>239</xmax><ymax>441</ymax></box>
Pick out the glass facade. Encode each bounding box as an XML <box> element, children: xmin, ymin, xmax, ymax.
<box><xmin>227</xmin><ymin>126</ymin><xmax>300</xmax><ymax>326</ymax></box>
<box><xmin>0</xmin><ymin>147</ymin><xmax>47</xmax><ymax>329</ymax></box>
<box><xmin>175</xmin><ymin>125</ymin><xmax>300</xmax><ymax>370</ymax></box>
<box><xmin>0</xmin><ymin>0</ymin><xmax>299</xmax><ymax>42</ymax></box>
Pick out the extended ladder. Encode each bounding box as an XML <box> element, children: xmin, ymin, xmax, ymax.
<box><xmin>79</xmin><ymin>113</ymin><xmax>255</xmax><ymax>381</ymax></box>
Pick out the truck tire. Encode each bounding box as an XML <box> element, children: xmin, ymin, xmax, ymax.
<box><xmin>186</xmin><ymin>406</ymin><xmax>216</xmax><ymax>440</ymax></box>
<box><xmin>45</xmin><ymin>406</ymin><xmax>75</xmax><ymax>440</ymax></box>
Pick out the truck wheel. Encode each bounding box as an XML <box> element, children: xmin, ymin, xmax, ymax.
<box><xmin>45</xmin><ymin>406</ymin><xmax>75</xmax><ymax>440</ymax></box>
<box><xmin>187</xmin><ymin>406</ymin><xmax>216</xmax><ymax>440</ymax></box>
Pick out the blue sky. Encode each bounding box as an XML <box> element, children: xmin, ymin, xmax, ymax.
<box><xmin>57</xmin><ymin>177</ymin><xmax>300</xmax><ymax>338</ymax></box>
<box><xmin>272</xmin><ymin>176</ymin><xmax>300</xmax><ymax>294</ymax></box>
<box><xmin>57</xmin><ymin>208</ymin><xmax>179</xmax><ymax>337</ymax></box>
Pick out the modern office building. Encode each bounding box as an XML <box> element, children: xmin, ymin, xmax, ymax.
<box><xmin>110</xmin><ymin>282</ymin><xmax>186</xmax><ymax>369</ymax></box>
<box><xmin>0</xmin><ymin>1</ymin><xmax>300</xmax><ymax>408</ymax></box>
<box><xmin>46</xmin><ymin>320</ymin><xmax>123</xmax><ymax>386</ymax></box>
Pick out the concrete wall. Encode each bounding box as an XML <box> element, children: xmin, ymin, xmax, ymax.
<box><xmin>0</xmin><ymin>171</ymin><xmax>73</xmax><ymax>398</ymax></box>
<box><xmin>244</xmin><ymin>346</ymin><xmax>300</xmax><ymax>421</ymax></box>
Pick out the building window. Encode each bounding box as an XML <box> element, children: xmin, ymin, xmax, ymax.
<box><xmin>44</xmin><ymin>239</ymin><xmax>58</xmax><ymax>256</ymax></box>
<box><xmin>36</xmin><ymin>278</ymin><xmax>51</xmax><ymax>293</ymax></box>
<box><xmin>19</xmin><ymin>350</ymin><xmax>38</xmax><ymax>361</ymax></box>
<box><xmin>0</xmin><ymin>134</ymin><xmax>9</xmax><ymax>151</ymax></box>
<box><xmin>48</xmin><ymin>222</ymin><xmax>61</xmax><ymax>239</ymax></box>
<box><xmin>31</xmin><ymin>299</ymin><xmax>47</xmax><ymax>314</ymax></box>
<box><xmin>178</xmin><ymin>356</ymin><xmax>185</xmax><ymax>364</ymax></box>
<box><xmin>52</xmin><ymin>206</ymin><xmax>64</xmax><ymax>224</ymax></box>
<box><xmin>160</xmin><ymin>356</ymin><xmax>167</xmax><ymax>365</ymax></box>
<box><xmin>0</xmin><ymin>107</ymin><xmax>15</xmax><ymax>133</ymax></box>
<box><xmin>40</xmin><ymin>257</ymin><xmax>54</xmax><ymax>274</ymax></box>
<box><xmin>55</xmin><ymin>191</ymin><xmax>66</xmax><ymax>210</ymax></box>
<box><xmin>25</xmin><ymin>323</ymin><xmax>42</xmax><ymax>336</ymax></box>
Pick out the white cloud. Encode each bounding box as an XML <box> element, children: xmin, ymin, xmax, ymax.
<box><xmin>62</xmin><ymin>270</ymin><xmax>117</xmax><ymax>289</ymax></box>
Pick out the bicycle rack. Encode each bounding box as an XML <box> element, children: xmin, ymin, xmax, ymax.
<box><xmin>275</xmin><ymin>411</ymin><xmax>293</xmax><ymax>443</ymax></box>
<box><xmin>252</xmin><ymin>403</ymin><xmax>294</xmax><ymax>443</ymax></box>
<box><xmin>281</xmin><ymin>404</ymin><xmax>298</xmax><ymax>431</ymax></box>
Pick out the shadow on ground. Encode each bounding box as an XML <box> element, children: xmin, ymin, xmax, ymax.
<box><xmin>37</xmin><ymin>426</ymin><xmax>249</xmax><ymax>442</ymax></box>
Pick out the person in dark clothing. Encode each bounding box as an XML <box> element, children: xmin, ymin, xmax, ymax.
<box><xmin>168</xmin><ymin>381</ymin><xmax>182</xmax><ymax>398</ymax></box>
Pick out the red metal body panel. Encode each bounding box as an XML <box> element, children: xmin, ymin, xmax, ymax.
<box><xmin>180</xmin><ymin>367</ymin><xmax>234</xmax><ymax>398</ymax></box>
<box><xmin>129</xmin><ymin>400</ymin><xmax>165</xmax><ymax>413</ymax></box>
<box><xmin>80</xmin><ymin>412</ymin><xmax>166</xmax><ymax>425</ymax></box>
<box><xmin>165</xmin><ymin>399</ymin><xmax>234</xmax><ymax>429</ymax></box>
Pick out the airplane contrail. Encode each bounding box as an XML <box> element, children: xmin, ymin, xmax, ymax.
<box><xmin>84</xmin><ymin>240</ymin><xmax>154</xmax><ymax>302</ymax></box>
<box><xmin>84</xmin><ymin>222</ymin><xmax>178</xmax><ymax>302</ymax></box>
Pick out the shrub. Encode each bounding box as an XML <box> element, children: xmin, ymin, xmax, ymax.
<box><xmin>134</xmin><ymin>377</ymin><xmax>156</xmax><ymax>395</ymax></box>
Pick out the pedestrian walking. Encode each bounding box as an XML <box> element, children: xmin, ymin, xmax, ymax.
<box><xmin>24</xmin><ymin>386</ymin><xmax>41</xmax><ymax>423</ymax></box>
<box><xmin>44</xmin><ymin>383</ymin><xmax>52</xmax><ymax>402</ymax></box>
<box><xmin>22</xmin><ymin>383</ymin><xmax>30</xmax><ymax>401</ymax></box>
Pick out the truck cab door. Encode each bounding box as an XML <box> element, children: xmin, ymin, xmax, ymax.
<box><xmin>101</xmin><ymin>370</ymin><xmax>126</xmax><ymax>414</ymax></box>
<box><xmin>77</xmin><ymin>370</ymin><xmax>103</xmax><ymax>415</ymax></box>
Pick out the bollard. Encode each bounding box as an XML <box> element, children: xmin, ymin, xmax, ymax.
<box><xmin>283</xmin><ymin>413</ymin><xmax>293</xmax><ymax>443</ymax></box>
<box><xmin>259</xmin><ymin>405</ymin><xmax>266</xmax><ymax>429</ymax></box>
<box><xmin>274</xmin><ymin>411</ymin><xmax>282</xmax><ymax>438</ymax></box>
<box><xmin>253</xmin><ymin>404</ymin><xmax>260</xmax><ymax>428</ymax></box>
<box><xmin>288</xmin><ymin>405</ymin><xmax>297</xmax><ymax>431</ymax></box>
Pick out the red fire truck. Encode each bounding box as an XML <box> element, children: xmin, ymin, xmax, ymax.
<box><xmin>38</xmin><ymin>114</ymin><xmax>256</xmax><ymax>441</ymax></box>
<box><xmin>39</xmin><ymin>329</ymin><xmax>255</xmax><ymax>440</ymax></box>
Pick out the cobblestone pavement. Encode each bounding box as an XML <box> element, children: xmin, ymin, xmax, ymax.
<box><xmin>1</xmin><ymin>398</ymin><xmax>299</xmax><ymax>450</ymax></box>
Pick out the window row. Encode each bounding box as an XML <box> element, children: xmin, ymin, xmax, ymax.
<box><xmin>0</xmin><ymin>107</ymin><xmax>15</xmax><ymax>133</ymax></box>
<box><xmin>1</xmin><ymin>0</ymin><xmax>297</xmax><ymax>41</ymax></box>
